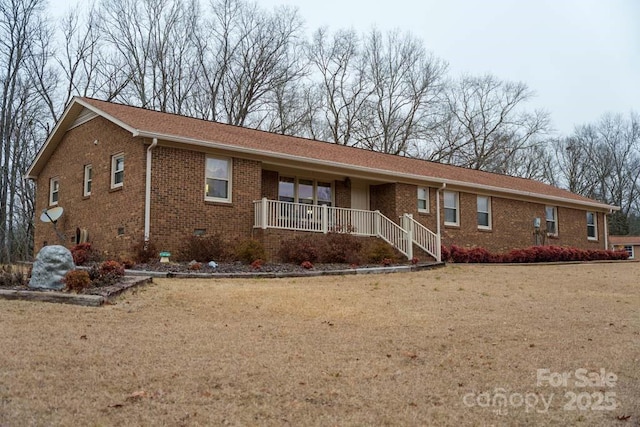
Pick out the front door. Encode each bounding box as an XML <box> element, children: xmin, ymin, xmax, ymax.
<box><xmin>351</xmin><ymin>180</ymin><xmax>369</xmax><ymax>210</ymax></box>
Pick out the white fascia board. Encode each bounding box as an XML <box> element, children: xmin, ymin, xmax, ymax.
<box><xmin>136</xmin><ymin>130</ymin><xmax>619</xmax><ymax>212</ymax></box>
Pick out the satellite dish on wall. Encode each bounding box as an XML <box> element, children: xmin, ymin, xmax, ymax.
<box><xmin>40</xmin><ymin>206</ymin><xmax>64</xmax><ymax>223</ymax></box>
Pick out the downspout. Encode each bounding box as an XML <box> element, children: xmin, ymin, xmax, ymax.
<box><xmin>144</xmin><ymin>138</ymin><xmax>158</xmax><ymax>242</ymax></box>
<box><xmin>436</xmin><ymin>182</ymin><xmax>447</xmax><ymax>262</ymax></box>
<box><xmin>604</xmin><ymin>209</ymin><xmax>611</xmax><ymax>250</ymax></box>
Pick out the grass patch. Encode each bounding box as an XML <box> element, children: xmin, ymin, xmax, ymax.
<box><xmin>0</xmin><ymin>263</ymin><xmax>638</xmax><ymax>425</ymax></box>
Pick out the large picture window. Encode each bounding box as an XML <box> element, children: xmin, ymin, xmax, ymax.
<box><xmin>444</xmin><ymin>191</ymin><xmax>459</xmax><ymax>226</ymax></box>
<box><xmin>278</xmin><ymin>176</ymin><xmax>333</xmax><ymax>206</ymax></box>
<box><xmin>205</xmin><ymin>157</ymin><xmax>232</xmax><ymax>202</ymax></box>
<box><xmin>586</xmin><ymin>211</ymin><xmax>597</xmax><ymax>240</ymax></box>
<box><xmin>545</xmin><ymin>206</ymin><xmax>558</xmax><ymax>235</ymax></box>
<box><xmin>477</xmin><ymin>195</ymin><xmax>491</xmax><ymax>229</ymax></box>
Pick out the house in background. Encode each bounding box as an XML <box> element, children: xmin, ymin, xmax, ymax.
<box><xmin>608</xmin><ymin>235</ymin><xmax>640</xmax><ymax>259</ymax></box>
<box><xmin>26</xmin><ymin>97</ymin><xmax>618</xmax><ymax>261</ymax></box>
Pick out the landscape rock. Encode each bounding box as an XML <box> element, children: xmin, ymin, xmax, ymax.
<box><xmin>29</xmin><ymin>245</ymin><xmax>75</xmax><ymax>290</ymax></box>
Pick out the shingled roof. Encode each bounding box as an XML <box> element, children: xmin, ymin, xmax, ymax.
<box><xmin>28</xmin><ymin>97</ymin><xmax>616</xmax><ymax>211</ymax></box>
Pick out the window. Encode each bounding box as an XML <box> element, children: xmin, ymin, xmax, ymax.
<box><xmin>205</xmin><ymin>156</ymin><xmax>232</xmax><ymax>202</ymax></box>
<box><xmin>444</xmin><ymin>191</ymin><xmax>459</xmax><ymax>226</ymax></box>
<box><xmin>477</xmin><ymin>195</ymin><xmax>491</xmax><ymax>229</ymax></box>
<box><xmin>111</xmin><ymin>153</ymin><xmax>124</xmax><ymax>188</ymax></box>
<box><xmin>278</xmin><ymin>177</ymin><xmax>295</xmax><ymax>202</ymax></box>
<box><xmin>623</xmin><ymin>245</ymin><xmax>634</xmax><ymax>259</ymax></box>
<box><xmin>586</xmin><ymin>212</ymin><xmax>597</xmax><ymax>240</ymax></box>
<box><xmin>83</xmin><ymin>165</ymin><xmax>92</xmax><ymax>197</ymax></box>
<box><xmin>278</xmin><ymin>176</ymin><xmax>333</xmax><ymax>206</ymax></box>
<box><xmin>317</xmin><ymin>182</ymin><xmax>332</xmax><ymax>206</ymax></box>
<box><xmin>298</xmin><ymin>179</ymin><xmax>314</xmax><ymax>205</ymax></box>
<box><xmin>49</xmin><ymin>178</ymin><xmax>59</xmax><ymax>206</ymax></box>
<box><xmin>417</xmin><ymin>187</ymin><xmax>429</xmax><ymax>213</ymax></box>
<box><xmin>545</xmin><ymin>206</ymin><xmax>558</xmax><ymax>235</ymax></box>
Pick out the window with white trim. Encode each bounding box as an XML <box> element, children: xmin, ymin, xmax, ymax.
<box><xmin>444</xmin><ymin>191</ymin><xmax>459</xmax><ymax>226</ymax></box>
<box><xmin>545</xmin><ymin>206</ymin><xmax>558</xmax><ymax>235</ymax></box>
<box><xmin>83</xmin><ymin>165</ymin><xmax>92</xmax><ymax>197</ymax></box>
<box><xmin>623</xmin><ymin>245</ymin><xmax>634</xmax><ymax>259</ymax></box>
<box><xmin>205</xmin><ymin>156</ymin><xmax>232</xmax><ymax>202</ymax></box>
<box><xmin>586</xmin><ymin>211</ymin><xmax>597</xmax><ymax>240</ymax></box>
<box><xmin>477</xmin><ymin>195</ymin><xmax>491</xmax><ymax>229</ymax></box>
<box><xmin>49</xmin><ymin>178</ymin><xmax>59</xmax><ymax>206</ymax></box>
<box><xmin>278</xmin><ymin>176</ymin><xmax>333</xmax><ymax>206</ymax></box>
<box><xmin>417</xmin><ymin>187</ymin><xmax>429</xmax><ymax>213</ymax></box>
<box><xmin>111</xmin><ymin>153</ymin><xmax>124</xmax><ymax>188</ymax></box>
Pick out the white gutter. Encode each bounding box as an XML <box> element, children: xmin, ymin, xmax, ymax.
<box><xmin>604</xmin><ymin>209</ymin><xmax>611</xmax><ymax>250</ymax></box>
<box><xmin>144</xmin><ymin>138</ymin><xmax>158</xmax><ymax>242</ymax></box>
<box><xmin>134</xmin><ymin>130</ymin><xmax>617</xmax><ymax>212</ymax></box>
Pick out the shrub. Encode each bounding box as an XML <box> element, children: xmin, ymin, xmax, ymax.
<box><xmin>189</xmin><ymin>262</ymin><xmax>202</xmax><ymax>270</ymax></box>
<box><xmin>119</xmin><ymin>258</ymin><xmax>135</xmax><ymax>269</ymax></box>
<box><xmin>411</xmin><ymin>257</ymin><xmax>419</xmax><ymax>265</ymax></box>
<box><xmin>301</xmin><ymin>260</ymin><xmax>314</xmax><ymax>269</ymax></box>
<box><xmin>235</xmin><ymin>239</ymin><xmax>267</xmax><ymax>264</ymax></box>
<box><xmin>318</xmin><ymin>232</ymin><xmax>363</xmax><ymax>264</ymax></box>
<box><xmin>64</xmin><ymin>270</ymin><xmax>91</xmax><ymax>293</ymax></box>
<box><xmin>178</xmin><ymin>234</ymin><xmax>228</xmax><ymax>262</ymax></box>
<box><xmin>0</xmin><ymin>265</ymin><xmax>26</xmax><ymax>287</ymax></box>
<box><xmin>440</xmin><ymin>245</ymin><xmax>451</xmax><ymax>262</ymax></box>
<box><xmin>445</xmin><ymin>244</ymin><xmax>630</xmax><ymax>264</ymax></box>
<box><xmin>70</xmin><ymin>243</ymin><xmax>100</xmax><ymax>266</ymax></box>
<box><xmin>278</xmin><ymin>235</ymin><xmax>319</xmax><ymax>264</ymax></box>
<box><xmin>99</xmin><ymin>260</ymin><xmax>125</xmax><ymax>277</ymax></box>
<box><xmin>132</xmin><ymin>239</ymin><xmax>158</xmax><ymax>264</ymax></box>
<box><xmin>251</xmin><ymin>259</ymin><xmax>264</xmax><ymax>270</ymax></box>
<box><xmin>381</xmin><ymin>258</ymin><xmax>393</xmax><ymax>266</ymax></box>
<box><xmin>366</xmin><ymin>239</ymin><xmax>398</xmax><ymax>264</ymax></box>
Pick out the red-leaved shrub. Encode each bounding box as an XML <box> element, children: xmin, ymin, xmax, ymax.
<box><xmin>278</xmin><ymin>236</ymin><xmax>319</xmax><ymax>264</ymax></box>
<box><xmin>445</xmin><ymin>245</ymin><xmax>629</xmax><ymax>264</ymax></box>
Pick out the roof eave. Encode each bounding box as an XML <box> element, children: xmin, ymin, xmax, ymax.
<box><xmin>136</xmin><ymin>130</ymin><xmax>618</xmax><ymax>212</ymax></box>
<box><xmin>25</xmin><ymin>97</ymin><xmax>140</xmax><ymax>179</ymax></box>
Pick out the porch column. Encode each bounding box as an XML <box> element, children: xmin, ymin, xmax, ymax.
<box><xmin>261</xmin><ymin>197</ymin><xmax>268</xmax><ymax>230</ymax></box>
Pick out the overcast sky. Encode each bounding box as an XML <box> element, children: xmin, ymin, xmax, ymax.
<box><xmin>262</xmin><ymin>0</ymin><xmax>639</xmax><ymax>135</ymax></box>
<box><xmin>49</xmin><ymin>0</ymin><xmax>639</xmax><ymax>135</ymax></box>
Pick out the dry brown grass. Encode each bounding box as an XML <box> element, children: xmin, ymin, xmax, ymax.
<box><xmin>1</xmin><ymin>263</ymin><xmax>639</xmax><ymax>426</ymax></box>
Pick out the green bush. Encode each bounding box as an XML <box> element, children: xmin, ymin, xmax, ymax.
<box><xmin>365</xmin><ymin>239</ymin><xmax>398</xmax><ymax>264</ymax></box>
<box><xmin>235</xmin><ymin>239</ymin><xmax>267</xmax><ymax>264</ymax></box>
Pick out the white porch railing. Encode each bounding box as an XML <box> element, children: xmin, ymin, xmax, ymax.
<box><xmin>402</xmin><ymin>213</ymin><xmax>441</xmax><ymax>262</ymax></box>
<box><xmin>254</xmin><ymin>198</ymin><xmax>441</xmax><ymax>261</ymax></box>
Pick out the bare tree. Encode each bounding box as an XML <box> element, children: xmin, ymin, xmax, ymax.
<box><xmin>0</xmin><ymin>0</ymin><xmax>51</xmax><ymax>261</ymax></box>
<box><xmin>97</xmin><ymin>0</ymin><xmax>200</xmax><ymax>113</ymax></box>
<box><xmin>306</xmin><ymin>27</ymin><xmax>369</xmax><ymax>145</ymax></box>
<box><xmin>429</xmin><ymin>74</ymin><xmax>550</xmax><ymax>174</ymax></box>
<box><xmin>552</xmin><ymin>113</ymin><xmax>640</xmax><ymax>234</ymax></box>
<box><xmin>356</xmin><ymin>29</ymin><xmax>447</xmax><ymax>155</ymax></box>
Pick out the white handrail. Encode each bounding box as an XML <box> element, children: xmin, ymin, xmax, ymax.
<box><xmin>253</xmin><ymin>199</ymin><xmax>439</xmax><ymax>260</ymax></box>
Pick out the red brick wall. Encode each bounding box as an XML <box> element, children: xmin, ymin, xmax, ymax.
<box><xmin>335</xmin><ymin>180</ymin><xmax>350</xmax><ymax>208</ymax></box>
<box><xmin>261</xmin><ymin>170</ymin><xmax>278</xmax><ymax>200</ymax></box>
<box><xmin>439</xmin><ymin>191</ymin><xmax>606</xmax><ymax>252</ymax></box>
<box><xmin>149</xmin><ymin>147</ymin><xmax>262</xmax><ymax>254</ymax></box>
<box><xmin>34</xmin><ymin>117</ymin><xmax>146</xmax><ymax>258</ymax></box>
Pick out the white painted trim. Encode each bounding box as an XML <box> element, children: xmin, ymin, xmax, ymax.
<box><xmin>144</xmin><ymin>138</ymin><xmax>158</xmax><ymax>241</ymax></box>
<box><xmin>204</xmin><ymin>155</ymin><xmax>232</xmax><ymax>203</ymax></box>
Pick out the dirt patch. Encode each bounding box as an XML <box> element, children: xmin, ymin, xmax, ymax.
<box><xmin>0</xmin><ymin>263</ymin><xmax>638</xmax><ymax>426</ymax></box>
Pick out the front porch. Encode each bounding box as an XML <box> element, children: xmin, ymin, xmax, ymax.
<box><xmin>253</xmin><ymin>198</ymin><xmax>441</xmax><ymax>262</ymax></box>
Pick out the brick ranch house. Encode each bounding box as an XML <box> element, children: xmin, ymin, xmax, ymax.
<box><xmin>609</xmin><ymin>235</ymin><xmax>640</xmax><ymax>260</ymax></box>
<box><xmin>26</xmin><ymin>97</ymin><xmax>618</xmax><ymax>262</ymax></box>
